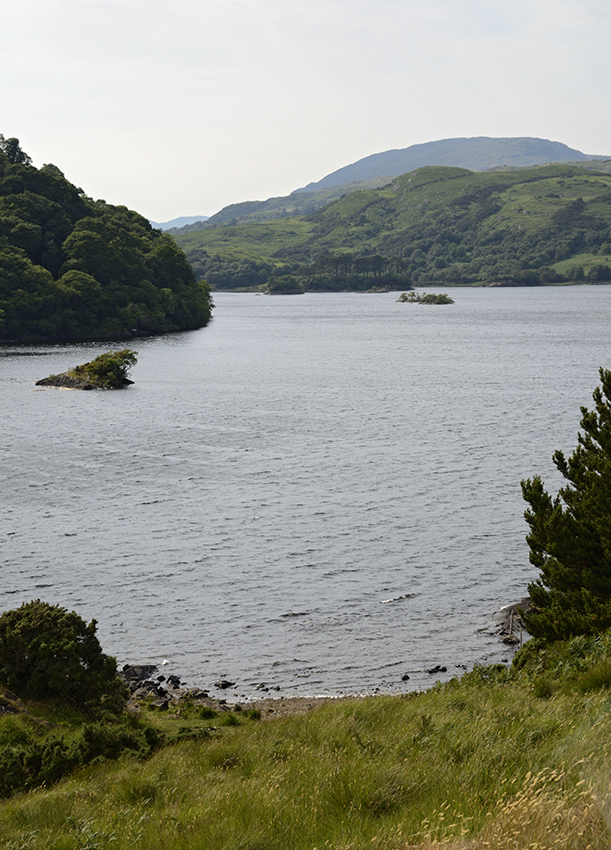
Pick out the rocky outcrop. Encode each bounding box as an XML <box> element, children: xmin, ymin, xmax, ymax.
<box><xmin>492</xmin><ymin>598</ymin><xmax>533</xmax><ymax>645</ymax></box>
<box><xmin>35</xmin><ymin>372</ymin><xmax>133</xmax><ymax>390</ymax></box>
<box><xmin>36</xmin><ymin>350</ymin><xmax>137</xmax><ymax>389</ymax></box>
<box><xmin>0</xmin><ymin>689</ymin><xmax>26</xmax><ymax>715</ymax></box>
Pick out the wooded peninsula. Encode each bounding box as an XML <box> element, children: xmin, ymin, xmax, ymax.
<box><xmin>0</xmin><ymin>138</ymin><xmax>212</xmax><ymax>343</ymax></box>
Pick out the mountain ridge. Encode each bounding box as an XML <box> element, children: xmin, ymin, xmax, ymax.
<box><xmin>295</xmin><ymin>136</ymin><xmax>597</xmax><ymax>193</ymax></box>
<box><xmin>182</xmin><ymin>137</ymin><xmax>609</xmax><ymax>232</ymax></box>
<box><xmin>150</xmin><ymin>214</ymin><xmax>209</xmax><ymax>230</ymax></box>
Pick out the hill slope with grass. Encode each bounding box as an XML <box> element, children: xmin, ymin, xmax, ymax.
<box><xmin>183</xmin><ymin>137</ymin><xmax>605</xmax><ymax>231</ymax></box>
<box><xmin>175</xmin><ymin>163</ymin><xmax>611</xmax><ymax>291</ymax></box>
<box><xmin>0</xmin><ymin>137</ymin><xmax>212</xmax><ymax>342</ymax></box>
<box><xmin>4</xmin><ymin>634</ymin><xmax>611</xmax><ymax>849</ymax></box>
<box><xmin>197</xmin><ymin>176</ymin><xmax>396</xmax><ymax>229</ymax></box>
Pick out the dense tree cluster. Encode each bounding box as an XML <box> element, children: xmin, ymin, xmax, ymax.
<box><xmin>0</xmin><ymin>139</ymin><xmax>212</xmax><ymax>341</ymax></box>
<box><xmin>187</xmin><ymin>248</ymin><xmax>275</xmax><ymax>290</ymax></box>
<box><xmin>287</xmin><ymin>253</ymin><xmax>412</xmax><ymax>291</ymax></box>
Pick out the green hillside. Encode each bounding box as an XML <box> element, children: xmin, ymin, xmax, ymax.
<box><xmin>0</xmin><ymin>137</ymin><xmax>212</xmax><ymax>342</ymax></box>
<box><xmin>175</xmin><ymin>164</ymin><xmax>611</xmax><ymax>291</ymax></box>
<box><xmin>175</xmin><ymin>137</ymin><xmax>604</xmax><ymax>231</ymax></box>
<box><xmin>193</xmin><ymin>176</ymin><xmax>394</xmax><ymax>229</ymax></box>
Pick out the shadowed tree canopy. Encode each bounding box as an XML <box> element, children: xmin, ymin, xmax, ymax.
<box><xmin>0</xmin><ymin>137</ymin><xmax>212</xmax><ymax>342</ymax></box>
<box><xmin>522</xmin><ymin>368</ymin><xmax>611</xmax><ymax>640</ymax></box>
<box><xmin>0</xmin><ymin>600</ymin><xmax>127</xmax><ymax>712</ymax></box>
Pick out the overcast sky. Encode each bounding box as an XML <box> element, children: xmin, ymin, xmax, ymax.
<box><xmin>2</xmin><ymin>0</ymin><xmax>611</xmax><ymax>221</ymax></box>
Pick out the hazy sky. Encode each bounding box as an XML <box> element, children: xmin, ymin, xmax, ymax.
<box><xmin>3</xmin><ymin>0</ymin><xmax>611</xmax><ymax>221</ymax></box>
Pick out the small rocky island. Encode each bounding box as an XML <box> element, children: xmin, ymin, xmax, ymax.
<box><xmin>36</xmin><ymin>349</ymin><xmax>137</xmax><ymax>390</ymax></box>
<box><xmin>397</xmin><ymin>291</ymin><xmax>454</xmax><ymax>304</ymax></box>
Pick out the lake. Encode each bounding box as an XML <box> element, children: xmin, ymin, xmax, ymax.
<box><xmin>2</xmin><ymin>286</ymin><xmax>611</xmax><ymax>697</ymax></box>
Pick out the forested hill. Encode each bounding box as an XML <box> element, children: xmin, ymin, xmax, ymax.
<box><xmin>175</xmin><ymin>164</ymin><xmax>611</xmax><ymax>291</ymax></box>
<box><xmin>0</xmin><ymin>138</ymin><xmax>212</xmax><ymax>343</ymax></box>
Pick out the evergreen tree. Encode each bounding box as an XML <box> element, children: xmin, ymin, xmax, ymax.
<box><xmin>522</xmin><ymin>368</ymin><xmax>611</xmax><ymax>640</ymax></box>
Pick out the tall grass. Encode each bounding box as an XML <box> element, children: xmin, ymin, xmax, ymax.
<box><xmin>3</xmin><ymin>663</ymin><xmax>611</xmax><ymax>849</ymax></box>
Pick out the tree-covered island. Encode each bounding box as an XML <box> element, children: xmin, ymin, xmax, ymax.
<box><xmin>397</xmin><ymin>291</ymin><xmax>454</xmax><ymax>303</ymax></box>
<box><xmin>0</xmin><ymin>136</ymin><xmax>212</xmax><ymax>343</ymax></box>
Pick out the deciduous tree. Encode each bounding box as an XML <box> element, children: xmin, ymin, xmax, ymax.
<box><xmin>0</xmin><ymin>134</ymin><xmax>32</xmax><ymax>166</ymax></box>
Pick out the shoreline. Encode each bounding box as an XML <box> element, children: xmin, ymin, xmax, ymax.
<box><xmin>121</xmin><ymin>595</ymin><xmax>530</xmax><ymax>719</ymax></box>
<box><xmin>121</xmin><ymin>665</ymin><xmax>356</xmax><ymax>719</ymax></box>
<box><xmin>119</xmin><ymin>600</ymin><xmax>530</xmax><ymax>713</ymax></box>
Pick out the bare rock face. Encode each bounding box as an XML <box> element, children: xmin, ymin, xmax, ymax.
<box><xmin>36</xmin><ymin>373</ymin><xmax>98</xmax><ymax>390</ymax></box>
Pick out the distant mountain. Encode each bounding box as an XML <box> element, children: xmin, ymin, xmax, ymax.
<box><xmin>295</xmin><ymin>137</ymin><xmax>597</xmax><ymax>193</ymax></box>
<box><xmin>198</xmin><ymin>178</ymin><xmax>391</xmax><ymax>229</ymax></box>
<box><xmin>150</xmin><ymin>215</ymin><xmax>209</xmax><ymax>230</ymax></box>
<box><xmin>175</xmin><ymin>137</ymin><xmax>607</xmax><ymax>233</ymax></box>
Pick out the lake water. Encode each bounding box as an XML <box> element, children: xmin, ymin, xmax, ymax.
<box><xmin>2</xmin><ymin>286</ymin><xmax>611</xmax><ymax>697</ymax></box>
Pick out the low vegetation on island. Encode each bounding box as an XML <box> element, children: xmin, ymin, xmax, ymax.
<box><xmin>2</xmin><ymin>376</ymin><xmax>611</xmax><ymax>848</ymax></box>
<box><xmin>0</xmin><ymin>136</ymin><xmax>212</xmax><ymax>343</ymax></box>
<box><xmin>397</xmin><ymin>291</ymin><xmax>454</xmax><ymax>304</ymax></box>
<box><xmin>35</xmin><ymin>349</ymin><xmax>138</xmax><ymax>390</ymax></box>
<box><xmin>174</xmin><ymin>163</ymin><xmax>611</xmax><ymax>292</ymax></box>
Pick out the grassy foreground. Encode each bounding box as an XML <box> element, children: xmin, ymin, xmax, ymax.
<box><xmin>3</xmin><ymin>636</ymin><xmax>611</xmax><ymax>849</ymax></box>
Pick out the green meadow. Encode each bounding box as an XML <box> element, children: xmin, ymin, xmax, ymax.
<box><xmin>4</xmin><ymin>633</ymin><xmax>611</xmax><ymax>849</ymax></box>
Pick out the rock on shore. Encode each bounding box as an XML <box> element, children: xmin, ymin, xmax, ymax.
<box><xmin>119</xmin><ymin>664</ymin><xmax>347</xmax><ymax>718</ymax></box>
<box><xmin>35</xmin><ymin>372</ymin><xmax>132</xmax><ymax>390</ymax></box>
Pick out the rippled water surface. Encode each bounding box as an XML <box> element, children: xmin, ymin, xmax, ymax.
<box><xmin>3</xmin><ymin>287</ymin><xmax>611</xmax><ymax>696</ymax></box>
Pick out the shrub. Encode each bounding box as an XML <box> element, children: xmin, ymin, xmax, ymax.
<box><xmin>577</xmin><ymin>659</ymin><xmax>611</xmax><ymax>693</ymax></box>
<box><xmin>0</xmin><ymin>600</ymin><xmax>128</xmax><ymax>711</ymax></box>
<box><xmin>71</xmin><ymin>348</ymin><xmax>137</xmax><ymax>387</ymax></box>
<box><xmin>532</xmin><ymin>677</ymin><xmax>556</xmax><ymax>699</ymax></box>
<box><xmin>0</xmin><ymin>716</ymin><xmax>162</xmax><ymax>797</ymax></box>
